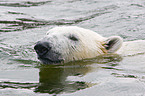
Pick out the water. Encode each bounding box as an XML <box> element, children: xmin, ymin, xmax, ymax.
<box><xmin>0</xmin><ymin>0</ymin><xmax>145</xmax><ymax>96</ymax></box>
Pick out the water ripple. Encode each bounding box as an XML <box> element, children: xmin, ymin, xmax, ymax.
<box><xmin>0</xmin><ymin>81</ymin><xmax>38</xmax><ymax>89</ymax></box>
<box><xmin>0</xmin><ymin>1</ymin><xmax>51</xmax><ymax>7</ymax></box>
<box><xmin>0</xmin><ymin>4</ymin><xmax>120</xmax><ymax>32</ymax></box>
<box><xmin>0</xmin><ymin>12</ymin><xmax>109</xmax><ymax>32</ymax></box>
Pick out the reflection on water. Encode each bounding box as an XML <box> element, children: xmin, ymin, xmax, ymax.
<box><xmin>95</xmin><ymin>54</ymin><xmax>122</xmax><ymax>64</ymax></box>
<box><xmin>35</xmin><ymin>64</ymin><xmax>91</xmax><ymax>94</ymax></box>
<box><xmin>96</xmin><ymin>54</ymin><xmax>123</xmax><ymax>70</ymax></box>
<box><xmin>0</xmin><ymin>54</ymin><xmax>122</xmax><ymax>95</ymax></box>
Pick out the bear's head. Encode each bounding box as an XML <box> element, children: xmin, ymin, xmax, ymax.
<box><xmin>34</xmin><ymin>26</ymin><xmax>123</xmax><ymax>64</ymax></box>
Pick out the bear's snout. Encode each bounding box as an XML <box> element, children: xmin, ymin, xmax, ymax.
<box><xmin>34</xmin><ymin>41</ymin><xmax>51</xmax><ymax>56</ymax></box>
<box><xmin>34</xmin><ymin>41</ymin><xmax>63</xmax><ymax>64</ymax></box>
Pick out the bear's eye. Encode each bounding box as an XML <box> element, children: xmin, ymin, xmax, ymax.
<box><xmin>68</xmin><ymin>35</ymin><xmax>78</xmax><ymax>41</ymax></box>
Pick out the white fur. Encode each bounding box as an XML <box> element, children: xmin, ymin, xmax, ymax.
<box><xmin>117</xmin><ymin>40</ymin><xmax>145</xmax><ymax>56</ymax></box>
<box><xmin>36</xmin><ymin>26</ymin><xmax>145</xmax><ymax>64</ymax></box>
<box><xmin>41</xmin><ymin>26</ymin><xmax>121</xmax><ymax>63</ymax></box>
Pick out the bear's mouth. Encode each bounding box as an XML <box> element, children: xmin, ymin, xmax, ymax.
<box><xmin>38</xmin><ymin>56</ymin><xmax>63</xmax><ymax>64</ymax></box>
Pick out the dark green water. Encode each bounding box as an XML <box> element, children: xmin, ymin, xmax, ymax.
<box><xmin>0</xmin><ymin>0</ymin><xmax>145</xmax><ymax>96</ymax></box>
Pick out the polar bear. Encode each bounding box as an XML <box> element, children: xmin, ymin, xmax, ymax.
<box><xmin>34</xmin><ymin>26</ymin><xmax>123</xmax><ymax>64</ymax></box>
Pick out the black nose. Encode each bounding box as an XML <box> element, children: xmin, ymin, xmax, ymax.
<box><xmin>34</xmin><ymin>41</ymin><xmax>51</xmax><ymax>56</ymax></box>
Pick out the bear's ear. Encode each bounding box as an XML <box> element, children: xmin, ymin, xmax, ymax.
<box><xmin>104</xmin><ymin>36</ymin><xmax>123</xmax><ymax>53</ymax></box>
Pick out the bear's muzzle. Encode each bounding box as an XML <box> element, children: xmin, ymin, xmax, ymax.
<box><xmin>34</xmin><ymin>41</ymin><xmax>63</xmax><ymax>64</ymax></box>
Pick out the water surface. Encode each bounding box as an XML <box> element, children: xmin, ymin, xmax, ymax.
<box><xmin>0</xmin><ymin>0</ymin><xmax>145</xmax><ymax>96</ymax></box>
